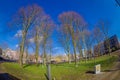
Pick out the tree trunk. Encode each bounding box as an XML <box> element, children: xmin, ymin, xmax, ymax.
<box><xmin>35</xmin><ymin>42</ymin><xmax>39</xmax><ymax>66</ymax></box>
<box><xmin>83</xmin><ymin>42</ymin><xmax>87</xmax><ymax>63</ymax></box>
<box><xmin>68</xmin><ymin>53</ymin><xmax>71</xmax><ymax>64</ymax></box>
<box><xmin>43</xmin><ymin>44</ymin><xmax>46</xmax><ymax>65</ymax></box>
<box><xmin>20</xmin><ymin>34</ymin><xmax>26</xmax><ymax>67</ymax></box>
<box><xmin>25</xmin><ymin>47</ymin><xmax>28</xmax><ymax>64</ymax></box>
<box><xmin>73</xmin><ymin>42</ymin><xmax>77</xmax><ymax>66</ymax></box>
<box><xmin>108</xmin><ymin>46</ymin><xmax>111</xmax><ymax>56</ymax></box>
<box><xmin>79</xmin><ymin>48</ymin><xmax>82</xmax><ymax>63</ymax></box>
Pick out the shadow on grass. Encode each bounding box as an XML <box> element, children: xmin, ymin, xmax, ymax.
<box><xmin>0</xmin><ymin>73</ymin><xmax>21</xmax><ymax>80</ymax></box>
<box><xmin>23</xmin><ymin>64</ymin><xmax>32</xmax><ymax>68</ymax></box>
<box><xmin>55</xmin><ymin>64</ymin><xmax>73</xmax><ymax>67</ymax></box>
<box><xmin>44</xmin><ymin>73</ymin><xmax>49</xmax><ymax>80</ymax></box>
<box><xmin>86</xmin><ymin>71</ymin><xmax>94</xmax><ymax>74</ymax></box>
<box><xmin>23</xmin><ymin>63</ymin><xmax>40</xmax><ymax>68</ymax></box>
<box><xmin>103</xmin><ymin>69</ymin><xmax>120</xmax><ymax>72</ymax></box>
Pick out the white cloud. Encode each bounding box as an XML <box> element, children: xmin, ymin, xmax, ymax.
<box><xmin>15</xmin><ymin>44</ymin><xmax>19</xmax><ymax>48</ymax></box>
<box><xmin>14</xmin><ymin>30</ymin><xmax>22</xmax><ymax>37</ymax></box>
<box><xmin>28</xmin><ymin>36</ymin><xmax>43</xmax><ymax>43</ymax></box>
<box><xmin>29</xmin><ymin>38</ymin><xmax>34</xmax><ymax>43</ymax></box>
<box><xmin>14</xmin><ymin>30</ymin><xmax>43</xmax><ymax>44</ymax></box>
<box><xmin>53</xmin><ymin>47</ymin><xmax>61</xmax><ymax>50</ymax></box>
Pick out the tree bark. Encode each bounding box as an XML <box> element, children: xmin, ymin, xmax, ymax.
<box><xmin>20</xmin><ymin>33</ymin><xmax>26</xmax><ymax>67</ymax></box>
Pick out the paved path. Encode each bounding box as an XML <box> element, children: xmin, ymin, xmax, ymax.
<box><xmin>92</xmin><ymin>50</ymin><xmax>120</xmax><ymax>80</ymax></box>
<box><xmin>0</xmin><ymin>73</ymin><xmax>17</xmax><ymax>80</ymax></box>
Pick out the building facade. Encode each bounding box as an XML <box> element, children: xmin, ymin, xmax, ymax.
<box><xmin>94</xmin><ymin>35</ymin><xmax>120</xmax><ymax>55</ymax></box>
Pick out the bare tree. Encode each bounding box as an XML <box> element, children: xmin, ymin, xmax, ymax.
<box><xmin>24</xmin><ymin>38</ymin><xmax>30</xmax><ymax>64</ymax></box>
<box><xmin>58</xmin><ymin>11</ymin><xmax>86</xmax><ymax>66</ymax></box>
<box><xmin>84</xmin><ymin>30</ymin><xmax>94</xmax><ymax>60</ymax></box>
<box><xmin>33</xmin><ymin>26</ymin><xmax>43</xmax><ymax>66</ymax></box>
<box><xmin>93</xmin><ymin>26</ymin><xmax>104</xmax><ymax>56</ymax></box>
<box><xmin>58</xmin><ymin>24</ymin><xmax>71</xmax><ymax>64</ymax></box>
<box><xmin>97</xmin><ymin>21</ymin><xmax>111</xmax><ymax>56</ymax></box>
<box><xmin>0</xmin><ymin>42</ymin><xmax>9</xmax><ymax>57</ymax></box>
<box><xmin>46</xmin><ymin>40</ymin><xmax>54</xmax><ymax>63</ymax></box>
<box><xmin>76</xmin><ymin>37</ymin><xmax>83</xmax><ymax>62</ymax></box>
<box><xmin>0</xmin><ymin>48</ymin><xmax>2</xmax><ymax>57</ymax></box>
<box><xmin>12</xmin><ymin>4</ymin><xmax>43</xmax><ymax>66</ymax></box>
<box><xmin>40</xmin><ymin>15</ymin><xmax>54</xmax><ymax>65</ymax></box>
<box><xmin>0</xmin><ymin>42</ymin><xmax>9</xmax><ymax>50</ymax></box>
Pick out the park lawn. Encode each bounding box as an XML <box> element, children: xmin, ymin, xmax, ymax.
<box><xmin>0</xmin><ymin>55</ymin><xmax>118</xmax><ymax>80</ymax></box>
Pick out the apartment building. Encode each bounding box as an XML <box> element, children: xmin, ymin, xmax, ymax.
<box><xmin>94</xmin><ymin>35</ymin><xmax>120</xmax><ymax>55</ymax></box>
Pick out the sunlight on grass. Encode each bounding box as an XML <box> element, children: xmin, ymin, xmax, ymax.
<box><xmin>0</xmin><ymin>55</ymin><xmax>118</xmax><ymax>80</ymax></box>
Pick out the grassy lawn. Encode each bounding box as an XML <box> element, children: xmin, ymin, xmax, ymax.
<box><xmin>0</xmin><ymin>55</ymin><xmax>118</xmax><ymax>80</ymax></box>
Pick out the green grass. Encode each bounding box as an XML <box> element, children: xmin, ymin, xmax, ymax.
<box><xmin>0</xmin><ymin>55</ymin><xmax>118</xmax><ymax>80</ymax></box>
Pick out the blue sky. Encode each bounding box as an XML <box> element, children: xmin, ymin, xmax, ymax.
<box><xmin>0</xmin><ymin>0</ymin><xmax>120</xmax><ymax>54</ymax></box>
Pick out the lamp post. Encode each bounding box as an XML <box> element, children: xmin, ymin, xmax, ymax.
<box><xmin>46</xmin><ymin>63</ymin><xmax>51</xmax><ymax>80</ymax></box>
